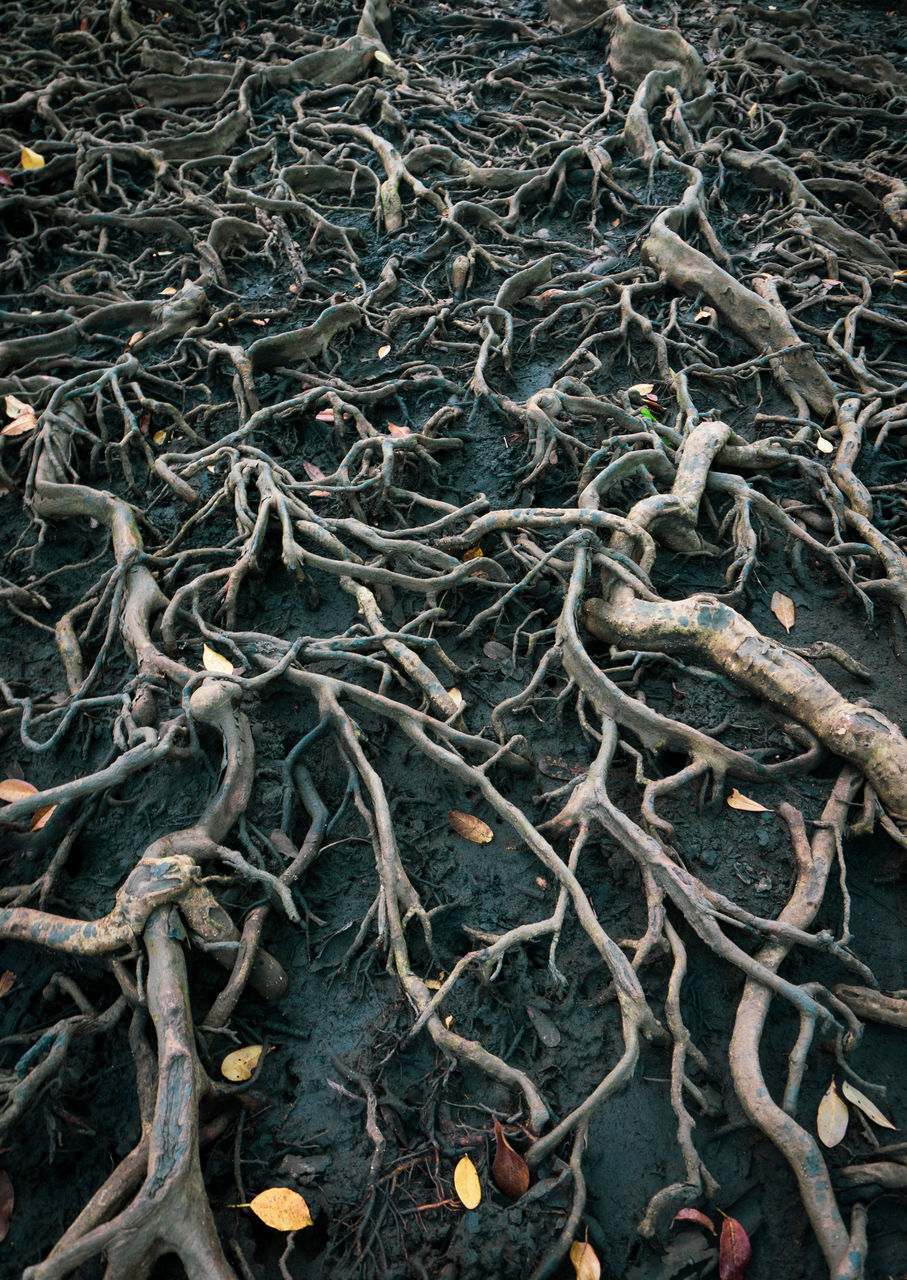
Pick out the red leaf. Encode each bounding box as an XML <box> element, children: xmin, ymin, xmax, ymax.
<box><xmin>0</xmin><ymin>170</ymin><xmax>12</xmax><ymax>188</ymax></box>
<box><xmin>719</xmin><ymin>1217</ymin><xmax>751</xmax><ymax>1280</ymax></box>
<box><xmin>673</xmin><ymin>1208</ymin><xmax>716</xmax><ymax>1234</ymax></box>
<box><xmin>0</xmin><ymin>1169</ymin><xmax>13</xmax><ymax>1243</ymax></box>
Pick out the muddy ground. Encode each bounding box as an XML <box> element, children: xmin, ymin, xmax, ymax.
<box><xmin>0</xmin><ymin>0</ymin><xmax>905</xmax><ymax>1278</ymax></box>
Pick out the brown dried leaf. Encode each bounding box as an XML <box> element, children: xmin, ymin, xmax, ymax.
<box><xmin>526</xmin><ymin>1005</ymin><xmax>561</xmax><ymax>1048</ymax></box>
<box><xmin>2</xmin><ymin>403</ymin><xmax>37</xmax><ymax>437</ymax></box>
<box><xmin>817</xmin><ymin>1079</ymin><xmax>848</xmax><ymax>1147</ymax></box>
<box><xmin>453</xmin><ymin>1155</ymin><xmax>482</xmax><ymax>1209</ymax></box>
<box><xmin>314</xmin><ymin>408</ymin><xmax>334</xmax><ymax>423</ymax></box>
<box><xmin>841</xmin><ymin>1080</ymin><xmax>897</xmax><ymax>1130</ymax></box>
<box><xmin>386</xmin><ymin>421</ymin><xmax>410</xmax><ymax>437</ymax></box>
<box><xmin>152</xmin><ymin>430</ymin><xmax>167</xmax><ymax>445</ymax></box>
<box><xmin>0</xmin><ymin>972</ymin><xmax>16</xmax><ymax>1000</ymax></box>
<box><xmin>0</xmin><ymin>170</ymin><xmax>12</xmax><ymax>188</ymax></box>
<box><xmin>538</xmin><ymin>755</ymin><xmax>584</xmax><ymax>781</ymax></box>
<box><xmin>0</xmin><ymin>1169</ymin><xmax>12</xmax><ymax>1244</ymax></box>
<box><xmin>247</xmin><ymin>1187</ymin><xmax>313</xmax><ymax>1231</ymax></box>
<box><xmin>0</xmin><ymin>778</ymin><xmax>38</xmax><ymax>802</ymax></box>
<box><xmin>377</xmin><ymin>344</ymin><xmax>391</xmax><ymax>358</ymax></box>
<box><xmin>491</xmin><ymin>1120</ymin><xmax>529</xmax><ymax>1198</ymax></box>
<box><xmin>482</xmin><ymin>639</ymin><xmax>510</xmax><ymax>662</ymax></box>
<box><xmin>726</xmin><ymin>788</ymin><xmax>771</xmax><ymax>813</ymax></box>
<box><xmin>570</xmin><ymin>1241</ymin><xmax>601</xmax><ymax>1280</ymax></box>
<box><xmin>770</xmin><ymin>591</ymin><xmax>795</xmax><ymax>632</ymax></box>
<box><xmin>303</xmin><ymin>461</ymin><xmax>327</xmax><ymax>482</ymax></box>
<box><xmin>448</xmin><ymin>810</ymin><xmax>493</xmax><ymax>844</ymax></box>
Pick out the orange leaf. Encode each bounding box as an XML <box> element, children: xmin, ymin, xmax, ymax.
<box><xmin>770</xmin><ymin>591</ymin><xmax>795</xmax><ymax>632</ymax></box>
<box><xmin>386</xmin><ymin>421</ymin><xmax>410</xmax><ymax>437</ymax></box>
<box><xmin>673</xmin><ymin>1208</ymin><xmax>716</xmax><ymax>1233</ymax></box>
<box><xmin>0</xmin><ymin>779</ymin><xmax>38</xmax><ymax>802</ymax></box>
<box><xmin>726</xmin><ymin>788</ymin><xmax>771</xmax><ymax>813</ymax></box>
<box><xmin>30</xmin><ymin>805</ymin><xmax>57</xmax><ymax>831</ymax></box>
<box><xmin>448</xmin><ymin>810</ymin><xmax>493</xmax><ymax>843</ymax></box>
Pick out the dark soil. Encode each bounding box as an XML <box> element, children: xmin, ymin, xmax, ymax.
<box><xmin>0</xmin><ymin>1</ymin><xmax>905</xmax><ymax>1278</ymax></box>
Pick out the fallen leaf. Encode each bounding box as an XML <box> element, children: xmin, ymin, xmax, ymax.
<box><xmin>314</xmin><ymin>408</ymin><xmax>334</xmax><ymax>423</ymax></box>
<box><xmin>377</xmin><ymin>344</ymin><xmax>391</xmax><ymax>358</ymax></box>
<box><xmin>4</xmin><ymin>395</ymin><xmax>30</xmax><ymax>419</ymax></box>
<box><xmin>482</xmin><ymin>639</ymin><xmax>510</xmax><ymax>662</ymax></box>
<box><xmin>727</xmin><ymin>788</ymin><xmax>771</xmax><ymax>813</ymax></box>
<box><xmin>526</xmin><ymin>1005</ymin><xmax>561</xmax><ymax>1047</ymax></box>
<box><xmin>538</xmin><ymin>755</ymin><xmax>584</xmax><ymax>781</ymax></box>
<box><xmin>639</xmin><ymin>407</ymin><xmax>657</xmax><ymax>422</ymax></box>
<box><xmin>448</xmin><ymin>810</ymin><xmax>493</xmax><ymax>843</ymax></box>
<box><xmin>425</xmin><ymin>978</ymin><xmax>443</xmax><ymax>990</ymax></box>
<box><xmin>303</xmin><ymin>461</ymin><xmax>327</xmax><ymax>483</ymax></box>
<box><xmin>161</xmin><ymin>286</ymin><xmax>177</xmax><ymax>296</ymax></box>
<box><xmin>386</xmin><ymin>421</ymin><xmax>410</xmax><ymax>437</ymax></box>
<box><xmin>251</xmin><ymin>318</ymin><xmax>268</xmax><ymax>326</ymax></box>
<box><xmin>463</xmin><ymin>546</ymin><xmax>483</xmax><ymax>561</ymax></box>
<box><xmin>570</xmin><ymin>1240</ymin><xmax>601</xmax><ymax>1280</ymax></box>
<box><xmin>152</xmin><ymin>430</ymin><xmax>167</xmax><ymax>445</ymax></box>
<box><xmin>695</xmin><ymin>307</ymin><xmax>712</xmax><ymax>321</ymax></box>
<box><xmin>0</xmin><ymin>170</ymin><xmax>12</xmax><ymax>187</ymax></box>
<box><xmin>202</xmin><ymin>644</ymin><xmax>234</xmax><ymax>675</ymax></box>
<box><xmin>817</xmin><ymin>1079</ymin><xmax>848</xmax><ymax>1147</ymax></box>
<box><xmin>30</xmin><ymin>805</ymin><xmax>57</xmax><ymax>831</ymax></box>
<box><xmin>770</xmin><ymin>591</ymin><xmax>795</xmax><ymax>632</ymax></box>
<box><xmin>627</xmin><ymin>383</ymin><xmax>655</xmax><ymax>395</ymax></box>
<box><xmin>374</xmin><ymin>48</ymin><xmax>395</xmax><ymax>66</ymax></box>
<box><xmin>0</xmin><ymin>779</ymin><xmax>38</xmax><ymax>802</ymax></box>
<box><xmin>221</xmin><ymin>1044</ymin><xmax>264</xmax><ymax>1083</ymax></box>
<box><xmin>816</xmin><ymin>436</ymin><xmax>835</xmax><ymax>454</ymax></box>
<box><xmin>453</xmin><ymin>1155</ymin><xmax>482</xmax><ymax>1209</ymax></box>
<box><xmin>447</xmin><ymin>687</ymin><xmax>463</xmax><ymax>709</ymax></box>
<box><xmin>139</xmin><ymin>413</ymin><xmax>151</xmax><ymax>434</ymax></box>
<box><xmin>2</xmin><ymin>413</ymin><xmax>37</xmax><ymax>438</ymax></box>
<box><xmin>718</xmin><ymin>1216</ymin><xmax>751</xmax><ymax>1280</ymax></box>
<box><xmin>0</xmin><ymin>1169</ymin><xmax>12</xmax><ymax>1244</ymax></box>
<box><xmin>0</xmin><ymin>972</ymin><xmax>16</xmax><ymax>999</ymax></box>
<box><xmin>841</xmin><ymin>1080</ymin><xmax>897</xmax><ymax>1130</ymax></box>
<box><xmin>125</xmin><ymin>331</ymin><xmax>144</xmax><ymax>350</ymax></box>
<box><xmin>246</xmin><ymin>1187</ymin><xmax>313</xmax><ymax>1231</ymax></box>
<box><xmin>21</xmin><ymin>146</ymin><xmax>45</xmax><ymax>170</ymax></box>
<box><xmin>673</xmin><ymin>1208</ymin><xmax>716</xmax><ymax>1233</ymax></box>
<box><xmin>444</xmin><ymin>1014</ymin><xmax>453</xmax><ymax>1028</ymax></box>
<box><xmin>491</xmin><ymin>1120</ymin><xmax>529</xmax><ymax>1198</ymax></box>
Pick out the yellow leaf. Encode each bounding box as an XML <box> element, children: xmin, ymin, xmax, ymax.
<box><xmin>444</xmin><ymin>1014</ymin><xmax>453</xmax><ymax>1028</ymax></box>
<box><xmin>125</xmin><ymin>331</ymin><xmax>144</xmax><ymax>350</ymax></box>
<box><xmin>378</xmin><ymin>344</ymin><xmax>391</xmax><ymax>358</ymax></box>
<box><xmin>447</xmin><ymin>687</ymin><xmax>463</xmax><ymax>709</ymax></box>
<box><xmin>30</xmin><ymin>804</ymin><xmax>57</xmax><ymax>831</ymax></box>
<box><xmin>21</xmin><ymin>146</ymin><xmax>45</xmax><ymax>170</ymax></box>
<box><xmin>0</xmin><ymin>779</ymin><xmax>38</xmax><ymax>802</ymax></box>
<box><xmin>462</xmin><ymin>546</ymin><xmax>483</xmax><ymax>561</ymax></box>
<box><xmin>425</xmin><ymin>978</ymin><xmax>442</xmax><ymax>990</ymax></box>
<box><xmin>816</xmin><ymin>436</ymin><xmax>834</xmax><ymax>454</ymax></box>
<box><xmin>726</xmin><ymin>788</ymin><xmax>771</xmax><ymax>813</ymax></box>
<box><xmin>817</xmin><ymin>1079</ymin><xmax>848</xmax><ymax>1147</ymax></box>
<box><xmin>152</xmin><ymin>430</ymin><xmax>167</xmax><ymax>445</ymax></box>
<box><xmin>374</xmin><ymin>48</ymin><xmax>394</xmax><ymax>66</ymax></box>
<box><xmin>202</xmin><ymin>643</ymin><xmax>234</xmax><ymax>674</ymax></box>
<box><xmin>695</xmin><ymin>308</ymin><xmax>712</xmax><ymax>322</ymax></box>
<box><xmin>221</xmin><ymin>1045</ymin><xmax>264</xmax><ymax>1082</ymax></box>
<box><xmin>627</xmin><ymin>383</ymin><xmax>654</xmax><ymax>396</ymax></box>
<box><xmin>161</xmin><ymin>286</ymin><xmax>177</xmax><ymax>296</ymax></box>
<box><xmin>570</xmin><ymin>1241</ymin><xmax>602</xmax><ymax>1280</ymax></box>
<box><xmin>841</xmin><ymin>1080</ymin><xmax>897</xmax><ymax>1130</ymax></box>
<box><xmin>453</xmin><ymin>1156</ymin><xmax>481</xmax><ymax>1209</ymax></box>
<box><xmin>247</xmin><ymin>1188</ymin><xmax>313</xmax><ymax>1231</ymax></box>
<box><xmin>448</xmin><ymin>810</ymin><xmax>493</xmax><ymax>843</ymax></box>
<box><xmin>770</xmin><ymin>591</ymin><xmax>795</xmax><ymax>633</ymax></box>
